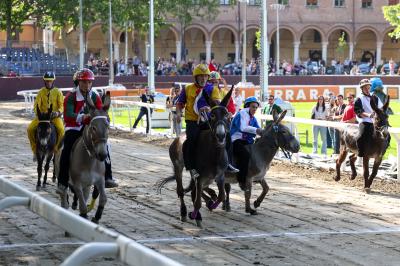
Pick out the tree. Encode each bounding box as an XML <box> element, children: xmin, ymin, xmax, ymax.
<box><xmin>335</xmin><ymin>32</ymin><xmax>348</xmax><ymax>62</ymax></box>
<box><xmin>0</xmin><ymin>0</ymin><xmax>45</xmax><ymax>47</ymax></box>
<box><xmin>383</xmin><ymin>4</ymin><xmax>400</xmax><ymax>39</ymax></box>
<box><xmin>165</xmin><ymin>0</ymin><xmax>222</xmax><ymax>62</ymax></box>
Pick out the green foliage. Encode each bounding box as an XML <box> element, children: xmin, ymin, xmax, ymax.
<box><xmin>255</xmin><ymin>30</ymin><xmax>261</xmax><ymax>51</ymax></box>
<box><xmin>383</xmin><ymin>4</ymin><xmax>400</xmax><ymax>39</ymax></box>
<box><xmin>335</xmin><ymin>32</ymin><xmax>348</xmax><ymax>61</ymax></box>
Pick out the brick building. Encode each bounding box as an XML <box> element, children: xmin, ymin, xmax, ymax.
<box><xmin>1</xmin><ymin>0</ymin><xmax>400</xmax><ymax>66</ymax></box>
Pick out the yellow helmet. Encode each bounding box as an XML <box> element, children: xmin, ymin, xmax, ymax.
<box><xmin>193</xmin><ymin>64</ymin><xmax>210</xmax><ymax>77</ymax></box>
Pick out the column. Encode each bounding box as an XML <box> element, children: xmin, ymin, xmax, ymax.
<box><xmin>48</xmin><ymin>28</ymin><xmax>54</xmax><ymax>56</ymax></box>
<box><xmin>176</xmin><ymin>41</ymin><xmax>181</xmax><ymax>63</ymax></box>
<box><xmin>293</xmin><ymin>41</ymin><xmax>300</xmax><ymax>64</ymax></box>
<box><xmin>205</xmin><ymin>41</ymin><xmax>212</xmax><ymax>63</ymax></box>
<box><xmin>376</xmin><ymin>41</ymin><xmax>383</xmax><ymax>66</ymax></box>
<box><xmin>145</xmin><ymin>41</ymin><xmax>149</xmax><ymax>62</ymax></box>
<box><xmin>322</xmin><ymin>41</ymin><xmax>328</xmax><ymax>63</ymax></box>
<box><xmin>349</xmin><ymin>42</ymin><xmax>354</xmax><ymax>61</ymax></box>
<box><xmin>113</xmin><ymin>41</ymin><xmax>120</xmax><ymax>61</ymax></box>
<box><xmin>43</xmin><ymin>29</ymin><xmax>48</xmax><ymax>54</ymax></box>
<box><xmin>235</xmin><ymin>41</ymin><xmax>240</xmax><ymax>64</ymax></box>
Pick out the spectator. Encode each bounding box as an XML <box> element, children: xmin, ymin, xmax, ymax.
<box><xmin>132</xmin><ymin>86</ymin><xmax>154</xmax><ymax>134</ymax></box>
<box><xmin>311</xmin><ymin>95</ymin><xmax>328</xmax><ymax>156</ymax></box>
<box><xmin>341</xmin><ymin>94</ymin><xmax>356</xmax><ymax>124</ymax></box>
<box><xmin>262</xmin><ymin>95</ymin><xmax>283</xmax><ymax>115</ymax></box>
<box><xmin>233</xmin><ymin>87</ymin><xmax>244</xmax><ymax>114</ymax></box>
<box><xmin>166</xmin><ymin>84</ymin><xmax>182</xmax><ymax>136</ymax></box>
<box><xmin>330</xmin><ymin>94</ymin><xmax>346</xmax><ymax>154</ymax></box>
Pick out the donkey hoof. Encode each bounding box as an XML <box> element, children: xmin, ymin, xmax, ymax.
<box><xmin>350</xmin><ymin>174</ymin><xmax>357</xmax><ymax>180</ymax></box>
<box><xmin>36</xmin><ymin>185</ymin><xmax>41</xmax><ymax>191</ymax></box>
<box><xmin>52</xmin><ymin>177</ymin><xmax>56</xmax><ymax>183</ymax></box>
<box><xmin>91</xmin><ymin>217</ymin><xmax>99</xmax><ymax>224</ymax></box>
<box><xmin>254</xmin><ymin>200</ymin><xmax>261</xmax><ymax>208</ymax></box>
<box><xmin>246</xmin><ymin>208</ymin><xmax>258</xmax><ymax>215</ymax></box>
<box><xmin>42</xmin><ymin>183</ymin><xmax>46</xmax><ymax>189</ymax></box>
<box><xmin>222</xmin><ymin>202</ymin><xmax>231</xmax><ymax>212</ymax></box>
<box><xmin>333</xmin><ymin>176</ymin><xmax>340</xmax><ymax>182</ymax></box>
<box><xmin>196</xmin><ymin>220</ymin><xmax>203</xmax><ymax>228</ymax></box>
<box><xmin>206</xmin><ymin>201</ymin><xmax>214</xmax><ymax>211</ymax></box>
<box><xmin>64</xmin><ymin>231</ymin><xmax>71</xmax><ymax>238</ymax></box>
<box><xmin>79</xmin><ymin>213</ymin><xmax>88</xmax><ymax>219</ymax></box>
<box><xmin>180</xmin><ymin>216</ymin><xmax>187</xmax><ymax>222</ymax></box>
<box><xmin>364</xmin><ymin>187</ymin><xmax>371</xmax><ymax>194</ymax></box>
<box><xmin>71</xmin><ymin>202</ymin><xmax>78</xmax><ymax>210</ymax></box>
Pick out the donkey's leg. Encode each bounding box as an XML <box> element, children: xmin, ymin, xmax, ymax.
<box><xmin>254</xmin><ymin>179</ymin><xmax>269</xmax><ymax>209</ymax></box>
<box><xmin>334</xmin><ymin>150</ymin><xmax>348</xmax><ymax>182</ymax></box>
<box><xmin>245</xmin><ymin>184</ymin><xmax>257</xmax><ymax>215</ymax></box>
<box><xmin>349</xmin><ymin>153</ymin><xmax>358</xmax><ymax>180</ymax></box>
<box><xmin>362</xmin><ymin>157</ymin><xmax>371</xmax><ymax>193</ymax></box>
<box><xmin>202</xmin><ymin>188</ymin><xmax>215</xmax><ymax>211</ymax></box>
<box><xmin>87</xmin><ymin>186</ymin><xmax>99</xmax><ymax>212</ymax></box>
<box><xmin>209</xmin><ymin>175</ymin><xmax>225</xmax><ymax>210</ymax></box>
<box><xmin>92</xmin><ymin>184</ymin><xmax>107</xmax><ymax>224</ymax></box>
<box><xmin>367</xmin><ymin>156</ymin><xmax>383</xmax><ymax>190</ymax></box>
<box><xmin>36</xmin><ymin>156</ymin><xmax>43</xmax><ymax>191</ymax></box>
<box><xmin>42</xmin><ymin>154</ymin><xmax>53</xmax><ymax>188</ymax></box>
<box><xmin>75</xmin><ymin>186</ymin><xmax>88</xmax><ymax>219</ymax></box>
<box><xmin>175</xmin><ymin>168</ymin><xmax>187</xmax><ymax>222</ymax></box>
<box><xmin>189</xmin><ymin>179</ymin><xmax>203</xmax><ymax>228</ymax></box>
<box><xmin>222</xmin><ymin>183</ymin><xmax>231</xmax><ymax>212</ymax></box>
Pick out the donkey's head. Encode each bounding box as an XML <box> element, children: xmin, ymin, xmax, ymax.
<box><xmin>36</xmin><ymin>105</ymin><xmax>53</xmax><ymax>147</ymax></box>
<box><xmin>370</xmin><ymin>95</ymin><xmax>390</xmax><ymax>130</ymax></box>
<box><xmin>263</xmin><ymin>110</ymin><xmax>300</xmax><ymax>154</ymax></box>
<box><xmin>202</xmin><ymin>86</ymin><xmax>233</xmax><ymax>147</ymax></box>
<box><xmin>85</xmin><ymin>91</ymin><xmax>111</xmax><ymax>161</ymax></box>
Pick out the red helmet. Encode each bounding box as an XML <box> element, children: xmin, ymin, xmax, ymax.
<box><xmin>76</xmin><ymin>68</ymin><xmax>95</xmax><ymax>81</ymax></box>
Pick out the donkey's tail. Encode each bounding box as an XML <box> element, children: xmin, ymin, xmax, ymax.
<box><xmin>155</xmin><ymin>176</ymin><xmax>176</xmax><ymax>194</ymax></box>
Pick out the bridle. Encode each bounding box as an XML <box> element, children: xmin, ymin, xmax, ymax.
<box><xmin>268</xmin><ymin>123</ymin><xmax>295</xmax><ymax>159</ymax></box>
<box><xmin>82</xmin><ymin>115</ymin><xmax>109</xmax><ymax>159</ymax></box>
<box><xmin>200</xmin><ymin>105</ymin><xmax>229</xmax><ymax>136</ymax></box>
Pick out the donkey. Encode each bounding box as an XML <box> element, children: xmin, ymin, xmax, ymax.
<box><xmin>68</xmin><ymin>91</ymin><xmax>111</xmax><ymax>223</ymax></box>
<box><xmin>334</xmin><ymin>95</ymin><xmax>391</xmax><ymax>193</ymax></box>
<box><xmin>203</xmin><ymin>110</ymin><xmax>300</xmax><ymax>215</ymax></box>
<box><xmin>157</xmin><ymin>88</ymin><xmax>233</xmax><ymax>228</ymax></box>
<box><xmin>35</xmin><ymin>105</ymin><xmax>57</xmax><ymax>191</ymax></box>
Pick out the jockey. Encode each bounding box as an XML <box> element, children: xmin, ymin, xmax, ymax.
<box><xmin>56</xmin><ymin>69</ymin><xmax>104</xmax><ymax>202</ymax></box>
<box><xmin>27</xmin><ymin>71</ymin><xmax>64</xmax><ymax>161</ymax></box>
<box><xmin>176</xmin><ymin>64</ymin><xmax>222</xmax><ymax>179</ymax></box>
<box><xmin>354</xmin><ymin>78</ymin><xmax>383</xmax><ymax>157</ymax></box>
<box><xmin>208</xmin><ymin>71</ymin><xmax>236</xmax><ymax>115</ymax></box>
<box><xmin>230</xmin><ymin>96</ymin><xmax>262</xmax><ymax>190</ymax></box>
<box><xmin>370</xmin><ymin>77</ymin><xmax>392</xmax><ymax>114</ymax></box>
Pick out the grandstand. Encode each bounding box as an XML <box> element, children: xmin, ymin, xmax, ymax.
<box><xmin>0</xmin><ymin>47</ymin><xmax>78</xmax><ymax>76</ymax></box>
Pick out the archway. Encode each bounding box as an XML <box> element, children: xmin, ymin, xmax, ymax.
<box><xmin>211</xmin><ymin>27</ymin><xmax>236</xmax><ymax>64</ymax></box>
<box><xmin>184</xmin><ymin>26</ymin><xmax>207</xmax><ymax>62</ymax></box>
<box><xmin>155</xmin><ymin>27</ymin><xmax>177</xmax><ymax>61</ymax></box>
<box><xmin>382</xmin><ymin>29</ymin><xmax>400</xmax><ymax>64</ymax></box>
<box><xmin>86</xmin><ymin>26</ymin><xmax>108</xmax><ymax>59</ymax></box>
<box><xmin>270</xmin><ymin>28</ymin><xmax>295</xmax><ymax>64</ymax></box>
<box><xmin>327</xmin><ymin>29</ymin><xmax>350</xmax><ymax>64</ymax></box>
<box><xmin>299</xmin><ymin>28</ymin><xmax>324</xmax><ymax>62</ymax></box>
<box><xmin>355</xmin><ymin>29</ymin><xmax>377</xmax><ymax>63</ymax></box>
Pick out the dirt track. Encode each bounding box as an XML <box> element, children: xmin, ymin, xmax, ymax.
<box><xmin>1</xmin><ymin>101</ymin><xmax>400</xmax><ymax>266</ymax></box>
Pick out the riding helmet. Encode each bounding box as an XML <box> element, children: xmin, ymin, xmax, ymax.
<box><xmin>192</xmin><ymin>64</ymin><xmax>210</xmax><ymax>77</ymax></box>
<box><xmin>370</xmin><ymin>77</ymin><xmax>383</xmax><ymax>93</ymax></box>
<box><xmin>43</xmin><ymin>71</ymin><xmax>56</xmax><ymax>81</ymax></box>
<box><xmin>244</xmin><ymin>96</ymin><xmax>260</xmax><ymax>108</ymax></box>
<box><xmin>359</xmin><ymin>78</ymin><xmax>371</xmax><ymax>88</ymax></box>
<box><xmin>209</xmin><ymin>71</ymin><xmax>221</xmax><ymax>81</ymax></box>
<box><xmin>75</xmin><ymin>68</ymin><xmax>95</xmax><ymax>81</ymax></box>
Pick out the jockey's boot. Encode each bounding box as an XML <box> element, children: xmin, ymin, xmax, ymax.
<box><xmin>226</xmin><ymin>164</ymin><xmax>239</xmax><ymax>174</ymax></box>
<box><xmin>105</xmin><ymin>179</ymin><xmax>118</xmax><ymax>188</ymax></box>
<box><xmin>56</xmin><ymin>184</ymin><xmax>69</xmax><ymax>208</ymax></box>
<box><xmin>189</xmin><ymin>169</ymin><xmax>200</xmax><ymax>180</ymax></box>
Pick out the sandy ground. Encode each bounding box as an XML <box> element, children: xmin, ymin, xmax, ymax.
<box><xmin>1</xmin><ymin>101</ymin><xmax>400</xmax><ymax>266</ymax></box>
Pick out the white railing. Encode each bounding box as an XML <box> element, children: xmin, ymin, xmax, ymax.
<box><xmin>0</xmin><ymin>175</ymin><xmax>182</xmax><ymax>266</ymax></box>
<box><xmin>110</xmin><ymin>99</ymin><xmax>167</xmax><ymax>135</ymax></box>
<box><xmin>257</xmin><ymin>114</ymin><xmax>400</xmax><ymax>180</ymax></box>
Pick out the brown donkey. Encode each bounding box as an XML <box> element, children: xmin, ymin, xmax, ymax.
<box><xmin>157</xmin><ymin>87</ymin><xmax>233</xmax><ymax>228</ymax></box>
<box><xmin>334</xmin><ymin>95</ymin><xmax>391</xmax><ymax>192</ymax></box>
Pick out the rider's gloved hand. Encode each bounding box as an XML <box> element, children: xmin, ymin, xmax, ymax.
<box><xmin>50</xmin><ymin>111</ymin><xmax>60</xmax><ymax>119</ymax></box>
<box><xmin>199</xmin><ymin>106</ymin><xmax>211</xmax><ymax>113</ymax></box>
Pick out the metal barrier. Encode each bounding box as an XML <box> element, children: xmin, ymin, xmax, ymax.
<box><xmin>0</xmin><ymin>176</ymin><xmax>182</xmax><ymax>266</ymax></box>
<box><xmin>257</xmin><ymin>114</ymin><xmax>400</xmax><ymax>180</ymax></box>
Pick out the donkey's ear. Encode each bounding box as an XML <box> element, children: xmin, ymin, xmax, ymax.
<box><xmin>370</xmin><ymin>95</ymin><xmax>378</xmax><ymax>111</ymax></box>
<box><xmin>383</xmin><ymin>95</ymin><xmax>390</xmax><ymax>112</ymax></box>
<box><xmin>103</xmin><ymin>91</ymin><xmax>111</xmax><ymax>112</ymax></box>
<box><xmin>220</xmin><ymin>85</ymin><xmax>234</xmax><ymax>107</ymax></box>
<box><xmin>202</xmin><ymin>89</ymin><xmax>216</xmax><ymax>108</ymax></box>
<box><xmin>85</xmin><ymin>93</ymin><xmax>96</xmax><ymax>110</ymax></box>
<box><xmin>275</xmin><ymin>110</ymin><xmax>287</xmax><ymax>124</ymax></box>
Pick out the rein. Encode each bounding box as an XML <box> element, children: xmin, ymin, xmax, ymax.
<box><xmin>82</xmin><ymin>115</ymin><xmax>109</xmax><ymax>158</ymax></box>
<box><xmin>269</xmin><ymin>123</ymin><xmax>293</xmax><ymax>160</ymax></box>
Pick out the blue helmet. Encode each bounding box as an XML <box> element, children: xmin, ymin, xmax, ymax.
<box><xmin>370</xmin><ymin>77</ymin><xmax>383</xmax><ymax>93</ymax></box>
<box><xmin>244</xmin><ymin>96</ymin><xmax>260</xmax><ymax>108</ymax></box>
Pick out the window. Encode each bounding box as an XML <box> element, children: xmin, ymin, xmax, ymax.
<box><xmin>248</xmin><ymin>0</ymin><xmax>261</xmax><ymax>5</ymax></box>
<box><xmin>334</xmin><ymin>0</ymin><xmax>345</xmax><ymax>7</ymax></box>
<box><xmin>219</xmin><ymin>0</ymin><xmax>230</xmax><ymax>5</ymax></box>
<box><xmin>306</xmin><ymin>0</ymin><xmax>318</xmax><ymax>6</ymax></box>
<box><xmin>361</xmin><ymin>0</ymin><xmax>372</xmax><ymax>8</ymax></box>
<box><xmin>278</xmin><ymin>0</ymin><xmax>289</xmax><ymax>5</ymax></box>
<box><xmin>388</xmin><ymin>0</ymin><xmax>399</xmax><ymax>5</ymax></box>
